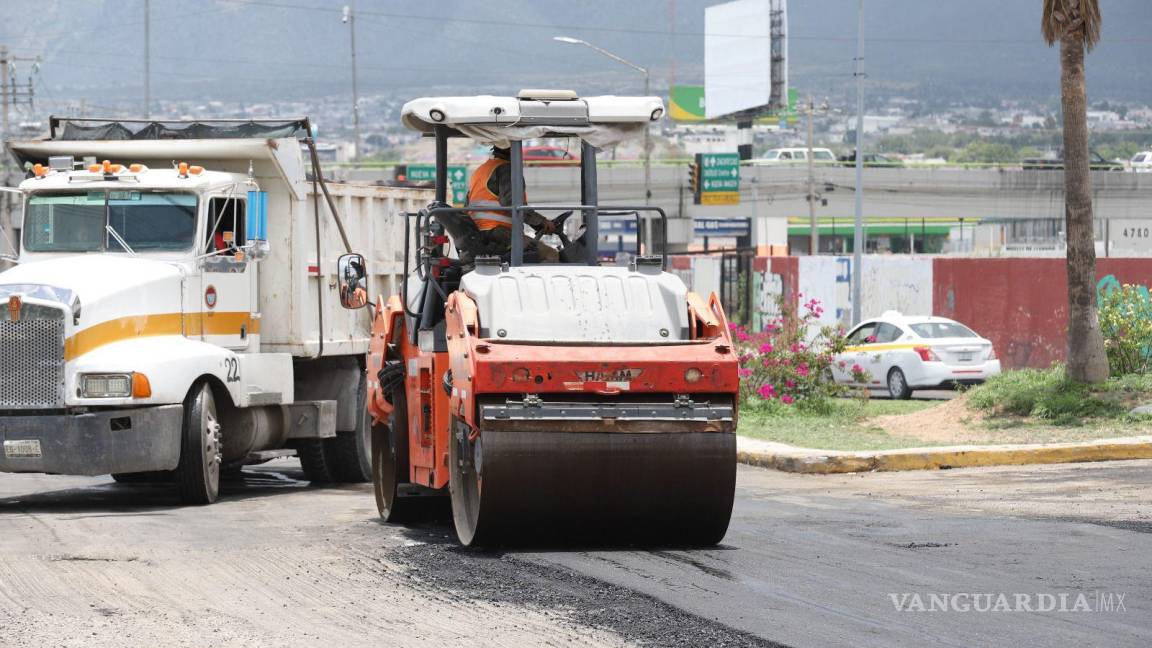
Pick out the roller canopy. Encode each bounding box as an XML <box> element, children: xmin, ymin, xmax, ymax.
<box><xmin>401</xmin><ymin>93</ymin><xmax>665</xmax><ymax>148</ymax></box>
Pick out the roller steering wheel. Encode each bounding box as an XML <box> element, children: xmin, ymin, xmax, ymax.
<box><xmin>532</xmin><ymin>211</ymin><xmax>576</xmax><ymax>248</ymax></box>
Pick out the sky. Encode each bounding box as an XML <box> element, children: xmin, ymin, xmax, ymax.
<box><xmin>0</xmin><ymin>0</ymin><xmax>1149</xmax><ymax>117</ymax></box>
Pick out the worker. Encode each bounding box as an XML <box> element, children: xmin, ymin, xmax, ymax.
<box><xmin>466</xmin><ymin>146</ymin><xmax>559</xmax><ymax>262</ymax></box>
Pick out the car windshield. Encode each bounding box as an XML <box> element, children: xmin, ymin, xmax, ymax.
<box><xmin>24</xmin><ymin>191</ymin><xmax>198</xmax><ymax>253</ymax></box>
<box><xmin>910</xmin><ymin>322</ymin><xmax>978</xmax><ymax>339</ymax></box>
<box><xmin>814</xmin><ymin>151</ymin><xmax>835</xmax><ymax>160</ymax></box>
<box><xmin>763</xmin><ymin>151</ymin><xmax>780</xmax><ymax>160</ymax></box>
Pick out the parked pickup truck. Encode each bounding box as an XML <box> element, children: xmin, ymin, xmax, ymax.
<box><xmin>0</xmin><ymin>117</ymin><xmax>431</xmax><ymax>504</ymax></box>
<box><xmin>1021</xmin><ymin>150</ymin><xmax>1124</xmax><ymax>171</ymax></box>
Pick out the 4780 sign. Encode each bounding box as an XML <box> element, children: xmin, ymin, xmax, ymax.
<box><xmin>1121</xmin><ymin>227</ymin><xmax>1151</xmax><ymax>238</ymax></box>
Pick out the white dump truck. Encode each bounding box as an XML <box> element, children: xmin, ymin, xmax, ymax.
<box><xmin>0</xmin><ymin>117</ymin><xmax>431</xmax><ymax>503</ymax></box>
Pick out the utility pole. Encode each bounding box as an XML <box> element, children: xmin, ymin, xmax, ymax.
<box><xmin>851</xmin><ymin>0</ymin><xmax>865</xmax><ymax>325</ymax></box>
<box><xmin>0</xmin><ymin>45</ymin><xmax>39</xmax><ymax>263</ymax></box>
<box><xmin>805</xmin><ymin>98</ymin><xmax>828</xmax><ymax>256</ymax></box>
<box><xmin>343</xmin><ymin>5</ymin><xmax>362</xmax><ymax>161</ymax></box>
<box><xmin>144</xmin><ymin>0</ymin><xmax>151</xmax><ymax>118</ymax></box>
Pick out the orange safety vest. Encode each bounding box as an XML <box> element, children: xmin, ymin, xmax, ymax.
<box><xmin>466</xmin><ymin>158</ymin><xmax>527</xmax><ymax>231</ymax></box>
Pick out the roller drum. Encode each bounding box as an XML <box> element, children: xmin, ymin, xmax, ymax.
<box><xmin>450</xmin><ymin>426</ymin><xmax>736</xmax><ymax>547</ymax></box>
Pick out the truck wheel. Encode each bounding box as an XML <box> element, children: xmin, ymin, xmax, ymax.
<box><xmin>175</xmin><ymin>383</ymin><xmax>222</xmax><ymax>505</ymax></box>
<box><xmin>326</xmin><ymin>371</ymin><xmax>372</xmax><ymax>483</ymax></box>
<box><xmin>373</xmin><ymin>387</ymin><xmax>411</xmax><ymax>522</ymax></box>
<box><xmin>294</xmin><ymin>440</ymin><xmax>333</xmax><ymax>483</ymax></box>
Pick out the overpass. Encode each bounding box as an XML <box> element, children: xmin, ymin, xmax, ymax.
<box><xmin>346</xmin><ymin>164</ymin><xmax>1152</xmax><ymax>253</ymax></box>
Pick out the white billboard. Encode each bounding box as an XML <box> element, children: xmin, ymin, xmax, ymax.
<box><xmin>705</xmin><ymin>0</ymin><xmax>788</xmax><ymax>119</ymax></box>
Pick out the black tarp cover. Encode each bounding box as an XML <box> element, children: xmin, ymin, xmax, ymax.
<box><xmin>53</xmin><ymin>119</ymin><xmax>307</xmax><ymax>141</ymax></box>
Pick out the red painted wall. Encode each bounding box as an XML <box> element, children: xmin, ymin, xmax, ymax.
<box><xmin>933</xmin><ymin>258</ymin><xmax>1152</xmax><ymax>369</ymax></box>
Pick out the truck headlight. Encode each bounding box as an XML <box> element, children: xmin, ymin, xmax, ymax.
<box><xmin>80</xmin><ymin>373</ymin><xmax>133</xmax><ymax>398</ymax></box>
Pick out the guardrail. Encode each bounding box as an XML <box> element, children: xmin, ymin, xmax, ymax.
<box><xmin>324</xmin><ymin>159</ymin><xmax>1138</xmax><ymax>172</ymax></box>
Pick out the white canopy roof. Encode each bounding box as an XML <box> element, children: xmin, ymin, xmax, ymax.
<box><xmin>401</xmin><ymin>92</ymin><xmax>665</xmax><ymax>148</ymax></box>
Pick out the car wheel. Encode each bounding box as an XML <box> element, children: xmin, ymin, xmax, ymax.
<box><xmin>887</xmin><ymin>367</ymin><xmax>913</xmax><ymax>400</ymax></box>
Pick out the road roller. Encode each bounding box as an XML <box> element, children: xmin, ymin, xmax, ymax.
<box><xmin>340</xmin><ymin>90</ymin><xmax>738</xmax><ymax>546</ymax></box>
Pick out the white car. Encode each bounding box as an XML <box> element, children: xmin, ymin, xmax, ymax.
<box><xmin>831</xmin><ymin>313</ymin><xmax>1001</xmax><ymax>399</ymax></box>
<box><xmin>1131</xmin><ymin>151</ymin><xmax>1152</xmax><ymax>173</ymax></box>
<box><xmin>750</xmin><ymin>147</ymin><xmax>837</xmax><ymax>165</ymax></box>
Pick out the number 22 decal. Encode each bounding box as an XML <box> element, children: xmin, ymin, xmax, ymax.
<box><xmin>224</xmin><ymin>357</ymin><xmax>241</xmax><ymax>383</ymax></box>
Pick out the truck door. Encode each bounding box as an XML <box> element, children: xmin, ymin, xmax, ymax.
<box><xmin>201</xmin><ymin>194</ymin><xmax>256</xmax><ymax>351</ymax></box>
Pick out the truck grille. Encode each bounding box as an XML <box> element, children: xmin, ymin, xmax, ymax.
<box><xmin>0</xmin><ymin>318</ymin><xmax>66</xmax><ymax>409</ymax></box>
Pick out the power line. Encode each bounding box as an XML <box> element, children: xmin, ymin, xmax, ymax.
<box><xmin>214</xmin><ymin>0</ymin><xmax>1152</xmax><ymax>46</ymax></box>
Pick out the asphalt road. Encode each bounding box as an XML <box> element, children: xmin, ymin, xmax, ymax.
<box><xmin>2</xmin><ymin>459</ymin><xmax>1149</xmax><ymax>647</ymax></box>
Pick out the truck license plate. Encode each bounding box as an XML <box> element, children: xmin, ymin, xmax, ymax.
<box><xmin>4</xmin><ymin>439</ymin><xmax>42</xmax><ymax>458</ymax></box>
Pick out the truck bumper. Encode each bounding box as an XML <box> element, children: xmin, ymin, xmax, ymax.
<box><xmin>0</xmin><ymin>405</ymin><xmax>183</xmax><ymax>476</ymax></box>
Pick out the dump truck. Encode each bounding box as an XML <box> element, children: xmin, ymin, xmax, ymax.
<box><xmin>340</xmin><ymin>91</ymin><xmax>739</xmax><ymax>546</ymax></box>
<box><xmin>0</xmin><ymin>117</ymin><xmax>431</xmax><ymax>503</ymax></box>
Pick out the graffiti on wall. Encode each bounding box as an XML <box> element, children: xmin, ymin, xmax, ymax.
<box><xmin>753</xmin><ymin>269</ymin><xmax>784</xmax><ymax>331</ymax></box>
<box><xmin>1097</xmin><ymin>274</ymin><xmax>1152</xmax><ymax>308</ymax></box>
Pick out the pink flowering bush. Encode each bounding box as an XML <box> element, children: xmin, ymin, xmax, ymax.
<box><xmin>732</xmin><ymin>295</ymin><xmax>870</xmax><ymax>412</ymax></box>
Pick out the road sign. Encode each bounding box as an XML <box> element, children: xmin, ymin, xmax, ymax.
<box><xmin>694</xmin><ymin>217</ymin><xmax>751</xmax><ymax>238</ymax></box>
<box><xmin>694</xmin><ymin>153</ymin><xmax>740</xmax><ymax>205</ymax></box>
<box><xmin>599</xmin><ymin>218</ymin><xmax>639</xmax><ymax>235</ymax></box>
<box><xmin>404</xmin><ymin>164</ymin><xmax>469</xmax><ymax>205</ymax></box>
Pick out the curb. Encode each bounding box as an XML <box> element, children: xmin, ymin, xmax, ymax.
<box><xmin>736</xmin><ymin>435</ymin><xmax>1152</xmax><ymax>474</ymax></box>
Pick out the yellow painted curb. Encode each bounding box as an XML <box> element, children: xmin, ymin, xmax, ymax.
<box><xmin>737</xmin><ymin>436</ymin><xmax>1152</xmax><ymax>474</ymax></box>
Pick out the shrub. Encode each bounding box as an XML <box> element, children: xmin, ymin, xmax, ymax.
<box><xmin>1098</xmin><ymin>281</ymin><xmax>1152</xmax><ymax>376</ymax></box>
<box><xmin>967</xmin><ymin>366</ymin><xmax>1127</xmax><ymax>424</ymax></box>
<box><xmin>731</xmin><ymin>296</ymin><xmax>869</xmax><ymax>412</ymax></box>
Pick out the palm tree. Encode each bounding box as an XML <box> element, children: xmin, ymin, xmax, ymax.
<box><xmin>1043</xmin><ymin>0</ymin><xmax>1109</xmax><ymax>383</ymax></box>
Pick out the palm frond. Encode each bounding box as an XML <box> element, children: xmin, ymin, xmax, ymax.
<box><xmin>1042</xmin><ymin>0</ymin><xmax>1102</xmax><ymax>50</ymax></box>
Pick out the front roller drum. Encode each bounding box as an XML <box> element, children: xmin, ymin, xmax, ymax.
<box><xmin>449</xmin><ymin>422</ymin><xmax>736</xmax><ymax>547</ymax></box>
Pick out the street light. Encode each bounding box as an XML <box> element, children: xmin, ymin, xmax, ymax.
<box><xmin>553</xmin><ymin>36</ymin><xmax>653</xmax><ymax>246</ymax></box>
<box><xmin>343</xmin><ymin>5</ymin><xmax>361</xmax><ymax>161</ymax></box>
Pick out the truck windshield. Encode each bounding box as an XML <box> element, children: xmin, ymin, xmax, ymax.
<box><xmin>23</xmin><ymin>191</ymin><xmax>198</xmax><ymax>253</ymax></box>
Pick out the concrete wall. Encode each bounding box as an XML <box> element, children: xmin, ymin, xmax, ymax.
<box><xmin>934</xmin><ymin>258</ymin><xmax>1152</xmax><ymax>369</ymax></box>
<box><xmin>673</xmin><ymin>253</ymin><xmax>1152</xmax><ymax>370</ymax></box>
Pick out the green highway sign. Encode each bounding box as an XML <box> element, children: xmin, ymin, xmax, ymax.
<box><xmin>694</xmin><ymin>153</ymin><xmax>740</xmax><ymax>205</ymax></box>
<box><xmin>404</xmin><ymin>164</ymin><xmax>469</xmax><ymax>205</ymax></box>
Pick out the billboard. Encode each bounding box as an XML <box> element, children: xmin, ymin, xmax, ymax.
<box><xmin>704</xmin><ymin>0</ymin><xmax>788</xmax><ymax>119</ymax></box>
<box><xmin>670</xmin><ymin>85</ymin><xmax>799</xmax><ymax>124</ymax></box>
<box><xmin>669</xmin><ymin>85</ymin><xmax>707</xmax><ymax>121</ymax></box>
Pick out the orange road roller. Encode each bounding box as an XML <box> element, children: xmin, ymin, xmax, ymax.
<box><xmin>339</xmin><ymin>90</ymin><xmax>738</xmax><ymax>546</ymax></box>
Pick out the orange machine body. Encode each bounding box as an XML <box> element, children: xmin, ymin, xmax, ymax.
<box><xmin>367</xmin><ymin>288</ymin><xmax>739</xmax><ymax>493</ymax></box>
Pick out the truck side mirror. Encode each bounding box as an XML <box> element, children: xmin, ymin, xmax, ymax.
<box><xmin>338</xmin><ymin>253</ymin><xmax>368</xmax><ymax>309</ymax></box>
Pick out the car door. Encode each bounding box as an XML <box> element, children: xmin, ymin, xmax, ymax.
<box><xmin>201</xmin><ymin>194</ymin><xmax>255</xmax><ymax>351</ymax></box>
<box><xmin>835</xmin><ymin>322</ymin><xmax>878</xmax><ymax>384</ymax></box>
<box><xmin>870</xmin><ymin>322</ymin><xmax>905</xmax><ymax>385</ymax></box>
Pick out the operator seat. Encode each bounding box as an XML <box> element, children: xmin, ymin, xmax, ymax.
<box><xmin>431</xmin><ymin>205</ymin><xmax>542</xmax><ymax>265</ymax></box>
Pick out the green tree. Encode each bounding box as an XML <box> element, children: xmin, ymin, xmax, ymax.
<box><xmin>1043</xmin><ymin>0</ymin><xmax>1109</xmax><ymax>383</ymax></box>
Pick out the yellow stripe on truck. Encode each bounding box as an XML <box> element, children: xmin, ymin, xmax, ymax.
<box><xmin>64</xmin><ymin>312</ymin><xmax>259</xmax><ymax>361</ymax></box>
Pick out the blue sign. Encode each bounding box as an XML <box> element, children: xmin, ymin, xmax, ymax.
<box><xmin>694</xmin><ymin>218</ymin><xmax>750</xmax><ymax>238</ymax></box>
<box><xmin>599</xmin><ymin>218</ymin><xmax>639</xmax><ymax>235</ymax></box>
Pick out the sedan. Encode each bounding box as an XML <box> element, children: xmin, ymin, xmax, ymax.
<box><xmin>831</xmin><ymin>313</ymin><xmax>1001</xmax><ymax>399</ymax></box>
<box><xmin>523</xmin><ymin>146</ymin><xmax>580</xmax><ymax>166</ymax></box>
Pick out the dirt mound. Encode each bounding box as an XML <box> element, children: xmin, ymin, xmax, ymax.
<box><xmin>871</xmin><ymin>395</ymin><xmax>989</xmax><ymax>444</ymax></box>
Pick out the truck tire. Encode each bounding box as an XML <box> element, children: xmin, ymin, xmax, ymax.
<box><xmin>112</xmin><ymin>471</ymin><xmax>171</xmax><ymax>484</ymax></box>
<box><xmin>295</xmin><ymin>439</ymin><xmax>333</xmax><ymax>483</ymax></box>
<box><xmin>175</xmin><ymin>383</ymin><xmax>222</xmax><ymax>505</ymax></box>
<box><xmin>325</xmin><ymin>371</ymin><xmax>372</xmax><ymax>483</ymax></box>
